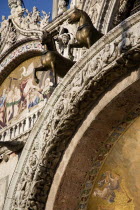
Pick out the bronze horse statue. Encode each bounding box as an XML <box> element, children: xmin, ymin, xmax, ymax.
<box><xmin>34</xmin><ymin>31</ymin><xmax>75</xmax><ymax>85</ymax></box>
<box><xmin>68</xmin><ymin>7</ymin><xmax>103</xmax><ymax>48</ymax></box>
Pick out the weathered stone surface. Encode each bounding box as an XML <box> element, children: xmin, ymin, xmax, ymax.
<box><xmin>2</xmin><ymin>10</ymin><xmax>140</xmax><ymax>210</ymax></box>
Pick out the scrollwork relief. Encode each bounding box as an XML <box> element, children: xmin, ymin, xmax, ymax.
<box><xmin>3</xmin><ymin>12</ymin><xmax>140</xmax><ymax>210</ymax></box>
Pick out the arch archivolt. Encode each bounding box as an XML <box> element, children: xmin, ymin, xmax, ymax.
<box><xmin>46</xmin><ymin>68</ymin><xmax>140</xmax><ymax>210</ymax></box>
<box><xmin>3</xmin><ymin>12</ymin><xmax>140</xmax><ymax>210</ymax></box>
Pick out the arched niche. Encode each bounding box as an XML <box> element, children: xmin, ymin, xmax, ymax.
<box><xmin>45</xmin><ymin>67</ymin><xmax>140</xmax><ymax>210</ymax></box>
<box><xmin>87</xmin><ymin>115</ymin><xmax>140</xmax><ymax>209</ymax></box>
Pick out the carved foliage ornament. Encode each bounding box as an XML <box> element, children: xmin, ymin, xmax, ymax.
<box><xmin>4</xmin><ymin>12</ymin><xmax>140</xmax><ymax>210</ymax></box>
<box><xmin>11</xmin><ymin>5</ymin><xmax>50</xmax><ymax>30</ymax></box>
<box><xmin>0</xmin><ymin>5</ymin><xmax>50</xmax><ymax>51</ymax></box>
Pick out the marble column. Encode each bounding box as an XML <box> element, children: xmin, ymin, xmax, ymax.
<box><xmin>52</xmin><ymin>0</ymin><xmax>58</xmax><ymax>19</ymax></box>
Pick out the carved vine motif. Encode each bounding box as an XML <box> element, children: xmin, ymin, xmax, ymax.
<box><xmin>4</xmin><ymin>13</ymin><xmax>140</xmax><ymax>210</ymax></box>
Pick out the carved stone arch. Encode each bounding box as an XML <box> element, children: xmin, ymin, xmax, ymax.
<box><xmin>46</xmin><ymin>67</ymin><xmax>140</xmax><ymax>210</ymax></box>
<box><xmin>3</xmin><ymin>11</ymin><xmax>140</xmax><ymax>210</ymax></box>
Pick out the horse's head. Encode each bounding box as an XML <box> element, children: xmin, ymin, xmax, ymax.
<box><xmin>41</xmin><ymin>30</ymin><xmax>52</xmax><ymax>45</ymax></box>
<box><xmin>41</xmin><ymin>30</ymin><xmax>56</xmax><ymax>51</ymax></box>
<box><xmin>68</xmin><ymin>7</ymin><xmax>81</xmax><ymax>24</ymax></box>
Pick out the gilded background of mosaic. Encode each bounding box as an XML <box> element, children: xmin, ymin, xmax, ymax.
<box><xmin>87</xmin><ymin>117</ymin><xmax>140</xmax><ymax>210</ymax></box>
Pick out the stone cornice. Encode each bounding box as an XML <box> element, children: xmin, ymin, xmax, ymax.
<box><xmin>3</xmin><ymin>11</ymin><xmax>140</xmax><ymax>210</ymax></box>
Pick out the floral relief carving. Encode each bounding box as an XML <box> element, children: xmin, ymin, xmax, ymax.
<box><xmin>3</xmin><ymin>12</ymin><xmax>140</xmax><ymax>210</ymax></box>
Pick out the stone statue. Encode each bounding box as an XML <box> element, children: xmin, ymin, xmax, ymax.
<box><xmin>40</xmin><ymin>11</ymin><xmax>50</xmax><ymax>29</ymax></box>
<box><xmin>68</xmin><ymin>7</ymin><xmax>103</xmax><ymax>49</ymax></box>
<box><xmin>31</xmin><ymin>6</ymin><xmax>41</xmax><ymax>28</ymax></box>
<box><xmin>58</xmin><ymin>0</ymin><xmax>68</xmax><ymax>14</ymax></box>
<box><xmin>7</xmin><ymin>28</ymin><xmax>17</xmax><ymax>45</ymax></box>
<box><xmin>0</xmin><ymin>16</ymin><xmax>9</xmax><ymax>41</ymax></box>
<box><xmin>11</xmin><ymin>0</ymin><xmax>25</xmax><ymax>25</ymax></box>
<box><xmin>57</xmin><ymin>32</ymin><xmax>74</xmax><ymax>60</ymax></box>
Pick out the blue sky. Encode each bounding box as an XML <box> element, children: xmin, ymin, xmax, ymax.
<box><xmin>0</xmin><ymin>0</ymin><xmax>53</xmax><ymax>21</ymax></box>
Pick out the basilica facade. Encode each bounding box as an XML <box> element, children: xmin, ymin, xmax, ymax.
<box><xmin>0</xmin><ymin>0</ymin><xmax>140</xmax><ymax>209</ymax></box>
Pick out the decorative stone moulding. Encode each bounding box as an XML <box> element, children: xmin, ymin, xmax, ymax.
<box><xmin>97</xmin><ymin>0</ymin><xmax>117</xmax><ymax>32</ymax></box>
<box><xmin>3</xmin><ymin>11</ymin><xmax>140</xmax><ymax>210</ymax></box>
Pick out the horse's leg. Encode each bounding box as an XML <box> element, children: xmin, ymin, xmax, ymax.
<box><xmin>51</xmin><ymin>61</ymin><xmax>57</xmax><ymax>87</ymax></box>
<box><xmin>87</xmin><ymin>37</ymin><xmax>92</xmax><ymax>48</ymax></box>
<box><xmin>34</xmin><ymin>66</ymin><xmax>47</xmax><ymax>84</ymax></box>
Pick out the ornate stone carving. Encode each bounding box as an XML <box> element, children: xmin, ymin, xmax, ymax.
<box><xmin>89</xmin><ymin>0</ymin><xmax>103</xmax><ymax>25</ymax></box>
<box><xmin>71</xmin><ymin>0</ymin><xmax>84</xmax><ymax>9</ymax></box>
<box><xmin>3</xmin><ymin>11</ymin><xmax>140</xmax><ymax>210</ymax></box>
<box><xmin>11</xmin><ymin>0</ymin><xmax>25</xmax><ymax>25</ymax></box>
<box><xmin>56</xmin><ymin>29</ymin><xmax>74</xmax><ymax>60</ymax></box>
<box><xmin>7</xmin><ymin>27</ymin><xmax>17</xmax><ymax>46</ymax></box>
<box><xmin>0</xmin><ymin>16</ymin><xmax>9</xmax><ymax>43</ymax></box>
<box><xmin>40</xmin><ymin>11</ymin><xmax>50</xmax><ymax>29</ymax></box>
<box><xmin>10</xmin><ymin>5</ymin><xmax>50</xmax><ymax>31</ymax></box>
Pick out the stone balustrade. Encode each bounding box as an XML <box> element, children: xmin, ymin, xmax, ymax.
<box><xmin>0</xmin><ymin>107</ymin><xmax>42</xmax><ymax>143</ymax></box>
